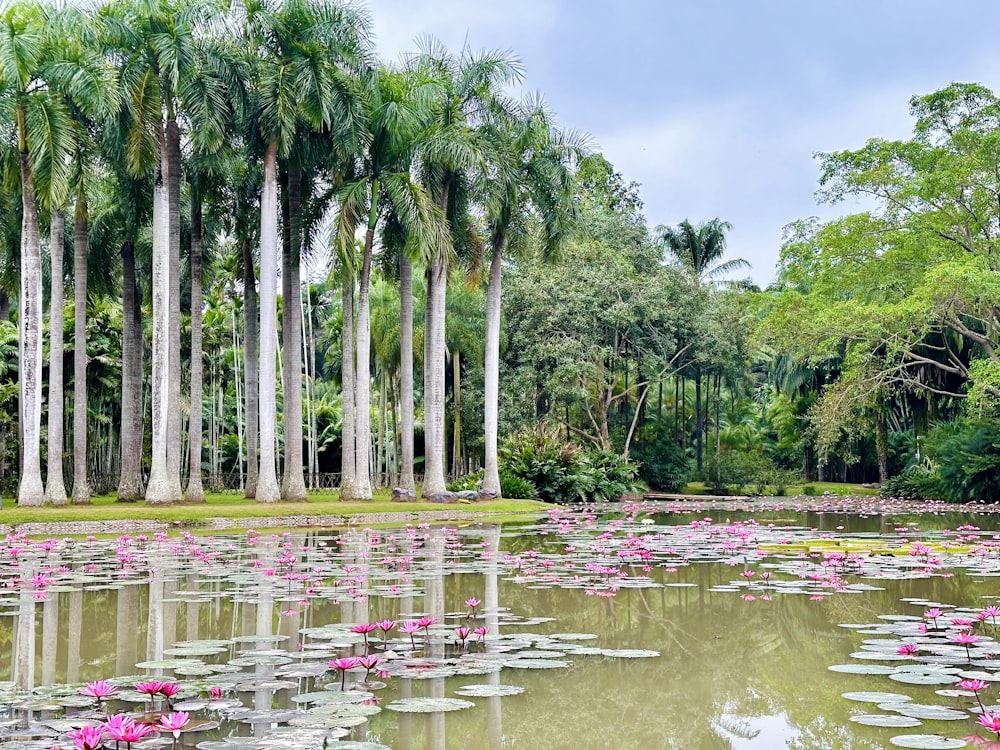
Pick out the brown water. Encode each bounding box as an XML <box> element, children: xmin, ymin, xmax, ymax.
<box><xmin>1</xmin><ymin>512</ymin><xmax>998</xmax><ymax>750</ymax></box>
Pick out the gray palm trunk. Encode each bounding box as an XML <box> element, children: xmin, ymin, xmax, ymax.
<box><xmin>17</xmin><ymin>152</ymin><xmax>45</xmax><ymax>507</ymax></box>
<box><xmin>45</xmin><ymin>209</ymin><xmax>67</xmax><ymax>505</ymax></box>
<box><xmin>146</xmin><ymin>149</ymin><xmax>172</xmax><ymax>504</ymax></box>
<box><xmin>242</xmin><ymin>237</ymin><xmax>259</xmax><ymax>498</ymax></box>
<box><xmin>339</xmin><ymin>271</ymin><xmax>356</xmax><ymax>499</ymax></box>
<box><xmin>118</xmin><ymin>240</ymin><xmax>144</xmax><ymax>501</ymax></box>
<box><xmin>398</xmin><ymin>254</ymin><xmax>416</xmax><ymax>491</ymax></box>
<box><xmin>353</xmin><ymin>227</ymin><xmax>374</xmax><ymax>499</ymax></box>
<box><xmin>281</xmin><ymin>165</ymin><xmax>306</xmax><ymax>500</ymax></box>
<box><xmin>165</xmin><ymin>119</ymin><xmax>183</xmax><ymax>501</ymax></box>
<box><xmin>71</xmin><ymin>199</ymin><xmax>90</xmax><ymax>504</ymax></box>
<box><xmin>255</xmin><ymin>141</ymin><xmax>281</xmax><ymax>502</ymax></box>
<box><xmin>421</xmin><ymin>255</ymin><xmax>448</xmax><ymax>496</ymax></box>
<box><xmin>481</xmin><ymin>243</ymin><xmax>504</xmax><ymax>495</ymax></box>
<box><xmin>186</xmin><ymin>180</ymin><xmax>205</xmax><ymax>502</ymax></box>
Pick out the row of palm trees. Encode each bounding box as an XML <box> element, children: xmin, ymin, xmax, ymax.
<box><xmin>0</xmin><ymin>0</ymin><xmax>583</xmax><ymax>506</ymax></box>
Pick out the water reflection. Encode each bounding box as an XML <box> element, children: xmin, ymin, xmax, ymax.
<box><xmin>0</xmin><ymin>512</ymin><xmax>998</xmax><ymax>748</ymax></box>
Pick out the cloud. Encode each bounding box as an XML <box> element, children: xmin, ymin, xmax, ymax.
<box><xmin>367</xmin><ymin>0</ymin><xmax>558</xmax><ymax>62</ymax></box>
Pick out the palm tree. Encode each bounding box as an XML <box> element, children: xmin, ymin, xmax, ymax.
<box><xmin>103</xmin><ymin>0</ymin><xmax>231</xmax><ymax>504</ymax></box>
<box><xmin>44</xmin><ymin>209</ymin><xmax>67</xmax><ymax>504</ymax></box>
<box><xmin>242</xmin><ymin>0</ymin><xmax>370</xmax><ymax>502</ymax></box>
<box><xmin>335</xmin><ymin>64</ymin><xmax>446</xmax><ymax>500</ymax></box>
<box><xmin>0</xmin><ymin>1</ymin><xmax>110</xmax><ymax>506</ymax></box>
<box><xmin>412</xmin><ymin>40</ymin><xmax>522</xmax><ymax>497</ymax></box>
<box><xmin>480</xmin><ymin>99</ymin><xmax>585</xmax><ymax>497</ymax></box>
<box><xmin>658</xmin><ymin>218</ymin><xmax>748</xmax><ymax>472</ymax></box>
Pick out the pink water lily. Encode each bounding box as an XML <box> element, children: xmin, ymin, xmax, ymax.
<box><xmin>328</xmin><ymin>656</ymin><xmax>361</xmax><ymax>691</ymax></box>
<box><xmin>399</xmin><ymin>620</ymin><xmax>421</xmax><ymax>649</ymax></box>
<box><xmin>81</xmin><ymin>679</ymin><xmax>117</xmax><ymax>704</ymax></box>
<box><xmin>358</xmin><ymin>655</ymin><xmax>381</xmax><ymax>681</ymax></box>
<box><xmin>979</xmin><ymin>712</ymin><xmax>1000</xmax><ymax>736</ymax></box>
<box><xmin>474</xmin><ymin>626</ymin><xmax>489</xmax><ymax>642</ymax></box>
<box><xmin>455</xmin><ymin>626</ymin><xmax>471</xmax><ymax>646</ymax></box>
<box><xmin>897</xmin><ymin>643</ymin><xmax>917</xmax><ymax>656</ymax></box>
<box><xmin>67</xmin><ymin>724</ymin><xmax>104</xmax><ymax>750</ymax></box>
<box><xmin>465</xmin><ymin>597</ymin><xmax>481</xmax><ymax>617</ymax></box>
<box><xmin>158</xmin><ymin>711</ymin><xmax>189</xmax><ymax>744</ymax></box>
<box><xmin>105</xmin><ymin>715</ymin><xmax>155</xmax><ymax>748</ymax></box>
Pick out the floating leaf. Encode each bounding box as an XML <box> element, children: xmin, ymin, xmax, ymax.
<box><xmin>386</xmin><ymin>698</ymin><xmax>475</xmax><ymax>713</ymax></box>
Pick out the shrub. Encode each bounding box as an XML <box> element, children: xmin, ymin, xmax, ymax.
<box><xmin>705</xmin><ymin>450</ymin><xmax>771</xmax><ymax>495</ymax></box>
<box><xmin>500</xmin><ymin>423</ymin><xmax>638</xmax><ymax>503</ymax></box>
<box><xmin>923</xmin><ymin>420</ymin><xmax>1000</xmax><ymax>503</ymax></box>
<box><xmin>631</xmin><ymin>433</ymin><xmax>690</xmax><ymax>491</ymax></box>
<box><xmin>499</xmin><ymin>472</ymin><xmax>538</xmax><ymax>500</ymax></box>
<box><xmin>801</xmin><ymin>484</ymin><xmax>817</xmax><ymax>496</ymax></box>
<box><xmin>879</xmin><ymin>468</ymin><xmax>936</xmax><ymax>500</ymax></box>
<box><xmin>447</xmin><ymin>472</ymin><xmax>483</xmax><ymax>492</ymax></box>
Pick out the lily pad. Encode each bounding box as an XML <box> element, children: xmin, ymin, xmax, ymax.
<box><xmin>386</xmin><ymin>697</ymin><xmax>475</xmax><ymax>713</ymax></box>
<box><xmin>889</xmin><ymin>736</ymin><xmax>967</xmax><ymax>749</ymax></box>
<box><xmin>454</xmin><ymin>684</ymin><xmax>525</xmax><ymax>697</ymax></box>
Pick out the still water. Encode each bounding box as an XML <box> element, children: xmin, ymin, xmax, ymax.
<box><xmin>2</xmin><ymin>503</ymin><xmax>1000</xmax><ymax>750</ymax></box>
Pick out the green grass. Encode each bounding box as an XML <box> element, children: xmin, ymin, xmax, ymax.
<box><xmin>678</xmin><ymin>481</ymin><xmax>880</xmax><ymax>497</ymax></box>
<box><xmin>0</xmin><ymin>491</ymin><xmax>550</xmax><ymax>527</ymax></box>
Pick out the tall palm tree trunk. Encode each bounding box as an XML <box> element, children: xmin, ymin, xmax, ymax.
<box><xmin>16</xmin><ymin>148</ymin><xmax>44</xmax><ymax>507</ymax></box>
<box><xmin>422</xmin><ymin>254</ymin><xmax>448</xmax><ymax>496</ymax></box>
<box><xmin>256</xmin><ymin>141</ymin><xmax>281</xmax><ymax>502</ymax></box>
<box><xmin>165</xmin><ymin>118</ymin><xmax>183</xmax><ymax>501</ymax></box>
<box><xmin>243</xmin><ymin>237</ymin><xmax>259</xmax><ymax>498</ymax></box>
<box><xmin>281</xmin><ymin>165</ymin><xmax>306</xmax><ymax>500</ymax></box>
<box><xmin>186</xmin><ymin>178</ymin><xmax>205</xmax><ymax>502</ymax></box>
<box><xmin>71</xmin><ymin>197</ymin><xmax>90</xmax><ymax>504</ymax></box>
<box><xmin>146</xmin><ymin>147</ymin><xmax>172</xmax><ymax>505</ymax></box>
<box><xmin>695</xmin><ymin>370</ymin><xmax>703</xmax><ymax>473</ymax></box>
<box><xmin>398</xmin><ymin>254</ymin><xmax>416</xmax><ymax>491</ymax></box>
<box><xmin>118</xmin><ymin>240</ymin><xmax>144</xmax><ymax>501</ymax></box>
<box><xmin>353</xmin><ymin>215</ymin><xmax>376</xmax><ymax>500</ymax></box>
<box><xmin>452</xmin><ymin>349</ymin><xmax>461</xmax><ymax>477</ymax></box>
<box><xmin>45</xmin><ymin>209</ymin><xmax>67</xmax><ymax>504</ymax></box>
<box><xmin>482</xmin><ymin>242</ymin><xmax>503</xmax><ymax>496</ymax></box>
<box><xmin>340</xmin><ymin>269</ymin><xmax>356</xmax><ymax>499</ymax></box>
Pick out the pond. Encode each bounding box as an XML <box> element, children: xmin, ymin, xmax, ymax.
<box><xmin>2</xmin><ymin>499</ymin><xmax>1000</xmax><ymax>749</ymax></box>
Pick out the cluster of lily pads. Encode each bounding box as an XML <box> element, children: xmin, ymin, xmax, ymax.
<box><xmin>0</xmin><ymin>499</ymin><xmax>999</xmax><ymax>749</ymax></box>
<box><xmin>830</xmin><ymin>601</ymin><xmax>1000</xmax><ymax>748</ymax></box>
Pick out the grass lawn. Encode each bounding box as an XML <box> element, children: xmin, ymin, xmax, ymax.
<box><xmin>679</xmin><ymin>481</ymin><xmax>880</xmax><ymax>497</ymax></box>
<box><xmin>0</xmin><ymin>490</ymin><xmax>550</xmax><ymax>527</ymax></box>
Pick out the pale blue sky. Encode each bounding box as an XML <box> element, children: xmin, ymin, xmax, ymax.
<box><xmin>368</xmin><ymin>0</ymin><xmax>1000</xmax><ymax>285</ymax></box>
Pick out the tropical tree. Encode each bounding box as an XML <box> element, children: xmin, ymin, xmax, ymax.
<box><xmin>242</xmin><ymin>0</ymin><xmax>370</xmax><ymax>502</ymax></box>
<box><xmin>44</xmin><ymin>210</ymin><xmax>67</xmax><ymax>504</ymax></box>
<box><xmin>412</xmin><ymin>40</ymin><xmax>522</xmax><ymax>497</ymax></box>
<box><xmin>658</xmin><ymin>218</ymin><xmax>747</xmax><ymax>472</ymax></box>
<box><xmin>334</xmin><ymin>64</ymin><xmax>445</xmax><ymax>500</ymax></box>
<box><xmin>0</xmin><ymin>1</ymin><xmax>111</xmax><ymax>506</ymax></box>
<box><xmin>480</xmin><ymin>98</ymin><xmax>585</xmax><ymax>496</ymax></box>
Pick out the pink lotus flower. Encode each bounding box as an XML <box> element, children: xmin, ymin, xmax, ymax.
<box><xmin>455</xmin><ymin>626</ymin><xmax>471</xmax><ymax>646</ymax></box>
<box><xmin>158</xmin><ymin>711</ymin><xmax>189</xmax><ymax>738</ymax></box>
<box><xmin>465</xmin><ymin>597</ymin><xmax>481</xmax><ymax>616</ymax></box>
<box><xmin>925</xmin><ymin>608</ymin><xmax>943</xmax><ymax>624</ymax></box>
<box><xmin>473</xmin><ymin>626</ymin><xmax>489</xmax><ymax>641</ymax></box>
<box><xmin>208</xmin><ymin>686</ymin><xmax>223</xmax><ymax>700</ymax></box>
<box><xmin>399</xmin><ymin>620</ymin><xmax>421</xmax><ymax>649</ymax></box>
<box><xmin>417</xmin><ymin>616</ymin><xmax>437</xmax><ymax>630</ymax></box>
<box><xmin>375</xmin><ymin>619</ymin><xmax>396</xmax><ymax>633</ymax></box>
<box><xmin>952</xmin><ymin>632</ymin><xmax>980</xmax><ymax>645</ymax></box>
<box><xmin>979</xmin><ymin>712</ymin><xmax>1000</xmax><ymax>735</ymax></box>
<box><xmin>105</xmin><ymin>715</ymin><xmax>155</xmax><ymax>746</ymax></box>
<box><xmin>328</xmin><ymin>656</ymin><xmax>361</xmax><ymax>691</ymax></box>
<box><xmin>959</xmin><ymin>679</ymin><xmax>989</xmax><ymax>692</ymax></box>
<box><xmin>134</xmin><ymin>680</ymin><xmax>164</xmax><ymax>696</ymax></box>
<box><xmin>352</xmin><ymin>623</ymin><xmax>377</xmax><ymax>634</ymax></box>
<box><xmin>159</xmin><ymin>681</ymin><xmax>180</xmax><ymax>705</ymax></box>
<box><xmin>67</xmin><ymin>724</ymin><xmax>104</xmax><ymax>750</ymax></box>
<box><xmin>358</xmin><ymin>655</ymin><xmax>380</xmax><ymax>681</ymax></box>
<box><xmin>897</xmin><ymin>643</ymin><xmax>917</xmax><ymax>656</ymax></box>
<box><xmin>81</xmin><ymin>679</ymin><xmax>118</xmax><ymax>702</ymax></box>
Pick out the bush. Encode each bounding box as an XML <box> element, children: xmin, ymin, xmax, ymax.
<box><xmin>500</xmin><ymin>423</ymin><xmax>638</xmax><ymax>503</ymax></box>
<box><xmin>631</xmin><ymin>433</ymin><xmax>690</xmax><ymax>491</ymax></box>
<box><xmin>447</xmin><ymin>472</ymin><xmax>483</xmax><ymax>492</ymax></box>
<box><xmin>499</xmin><ymin>471</ymin><xmax>538</xmax><ymax>500</ymax></box>
<box><xmin>801</xmin><ymin>484</ymin><xmax>817</xmax><ymax>496</ymax></box>
<box><xmin>923</xmin><ymin>420</ymin><xmax>1000</xmax><ymax>503</ymax></box>
<box><xmin>704</xmin><ymin>450</ymin><xmax>771</xmax><ymax>495</ymax></box>
<box><xmin>879</xmin><ymin>468</ymin><xmax>936</xmax><ymax>500</ymax></box>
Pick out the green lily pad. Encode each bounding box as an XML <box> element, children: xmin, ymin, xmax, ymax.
<box><xmin>386</xmin><ymin>697</ymin><xmax>475</xmax><ymax>713</ymax></box>
<box><xmin>889</xmin><ymin>736</ymin><xmax>967</xmax><ymax>749</ymax></box>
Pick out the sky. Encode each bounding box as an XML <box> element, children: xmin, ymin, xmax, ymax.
<box><xmin>365</xmin><ymin>0</ymin><xmax>1000</xmax><ymax>286</ymax></box>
